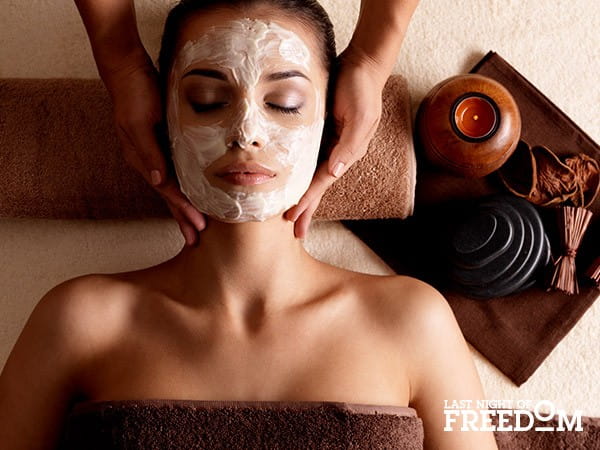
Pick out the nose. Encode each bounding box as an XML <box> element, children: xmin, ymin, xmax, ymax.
<box><xmin>226</xmin><ymin>98</ymin><xmax>267</xmax><ymax>150</ymax></box>
<box><xmin>226</xmin><ymin>131</ymin><xmax>265</xmax><ymax>150</ymax></box>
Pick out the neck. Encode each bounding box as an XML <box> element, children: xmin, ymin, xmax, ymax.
<box><xmin>170</xmin><ymin>214</ymin><xmax>319</xmax><ymax>328</ymax></box>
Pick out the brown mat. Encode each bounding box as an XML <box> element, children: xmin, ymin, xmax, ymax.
<box><xmin>58</xmin><ymin>399</ymin><xmax>424</xmax><ymax>449</ymax></box>
<box><xmin>344</xmin><ymin>51</ymin><xmax>599</xmax><ymax>386</ymax></box>
<box><xmin>0</xmin><ymin>75</ymin><xmax>415</xmax><ymax>221</ymax></box>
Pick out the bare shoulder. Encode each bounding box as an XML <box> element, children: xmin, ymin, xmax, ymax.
<box><xmin>0</xmin><ymin>274</ymin><xmax>135</xmax><ymax>448</ymax></box>
<box><xmin>356</xmin><ymin>275</ymin><xmax>497</xmax><ymax>448</ymax></box>
<box><xmin>354</xmin><ymin>273</ymin><xmax>457</xmax><ymax>336</ymax></box>
<box><xmin>367</xmin><ymin>274</ymin><xmax>465</xmax><ymax>357</ymax></box>
<box><xmin>38</xmin><ymin>273</ymin><xmax>133</xmax><ymax>323</ymax></box>
<box><xmin>355</xmin><ymin>274</ymin><xmax>468</xmax><ymax>382</ymax></box>
<box><xmin>32</xmin><ymin>274</ymin><xmax>138</xmax><ymax>357</ymax></box>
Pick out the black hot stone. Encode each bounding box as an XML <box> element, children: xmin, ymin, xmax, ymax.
<box><xmin>450</xmin><ymin>203</ymin><xmax>525</xmax><ymax>286</ymax></box>
<box><xmin>464</xmin><ymin>214</ymin><xmax>535</xmax><ymax>298</ymax></box>
<box><xmin>451</xmin><ymin>207</ymin><xmax>513</xmax><ymax>269</ymax></box>
<box><xmin>447</xmin><ymin>194</ymin><xmax>549</xmax><ymax>299</ymax></box>
<box><xmin>514</xmin><ymin>233</ymin><xmax>552</xmax><ymax>293</ymax></box>
<box><xmin>474</xmin><ymin>195</ymin><xmax>545</xmax><ymax>296</ymax></box>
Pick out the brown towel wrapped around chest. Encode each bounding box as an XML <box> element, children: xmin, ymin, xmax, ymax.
<box><xmin>58</xmin><ymin>399</ymin><xmax>424</xmax><ymax>450</ymax></box>
<box><xmin>0</xmin><ymin>75</ymin><xmax>415</xmax><ymax>221</ymax></box>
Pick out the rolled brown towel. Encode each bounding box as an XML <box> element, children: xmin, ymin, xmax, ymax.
<box><xmin>0</xmin><ymin>76</ymin><xmax>415</xmax><ymax>221</ymax></box>
<box><xmin>58</xmin><ymin>399</ymin><xmax>424</xmax><ymax>449</ymax></box>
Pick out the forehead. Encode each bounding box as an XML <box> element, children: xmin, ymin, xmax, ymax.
<box><xmin>174</xmin><ymin>8</ymin><xmax>323</xmax><ymax>72</ymax></box>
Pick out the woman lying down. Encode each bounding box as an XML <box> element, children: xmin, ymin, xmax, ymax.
<box><xmin>0</xmin><ymin>0</ymin><xmax>498</xmax><ymax>448</ymax></box>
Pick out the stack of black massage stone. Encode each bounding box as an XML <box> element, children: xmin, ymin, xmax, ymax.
<box><xmin>446</xmin><ymin>193</ymin><xmax>552</xmax><ymax>299</ymax></box>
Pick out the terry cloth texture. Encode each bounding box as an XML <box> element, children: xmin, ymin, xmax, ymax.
<box><xmin>0</xmin><ymin>75</ymin><xmax>415</xmax><ymax>221</ymax></box>
<box><xmin>344</xmin><ymin>51</ymin><xmax>600</xmax><ymax>387</ymax></box>
<box><xmin>58</xmin><ymin>399</ymin><xmax>424</xmax><ymax>450</ymax></box>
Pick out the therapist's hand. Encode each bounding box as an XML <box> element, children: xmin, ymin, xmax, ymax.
<box><xmin>108</xmin><ymin>60</ymin><xmax>206</xmax><ymax>245</ymax></box>
<box><xmin>284</xmin><ymin>48</ymin><xmax>384</xmax><ymax>238</ymax></box>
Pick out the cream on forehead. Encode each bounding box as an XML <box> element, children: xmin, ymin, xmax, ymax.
<box><xmin>177</xmin><ymin>19</ymin><xmax>311</xmax><ymax>84</ymax></box>
<box><xmin>167</xmin><ymin>18</ymin><xmax>325</xmax><ymax>223</ymax></box>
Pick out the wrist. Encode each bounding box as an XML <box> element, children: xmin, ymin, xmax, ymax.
<box><xmin>95</xmin><ymin>41</ymin><xmax>150</xmax><ymax>75</ymax></box>
<box><xmin>96</xmin><ymin>45</ymin><xmax>155</xmax><ymax>91</ymax></box>
<box><xmin>347</xmin><ymin>0</ymin><xmax>419</xmax><ymax>82</ymax></box>
<box><xmin>341</xmin><ymin>45</ymin><xmax>391</xmax><ymax>89</ymax></box>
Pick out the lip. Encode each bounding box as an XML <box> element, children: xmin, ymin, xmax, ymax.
<box><xmin>216</xmin><ymin>161</ymin><xmax>277</xmax><ymax>186</ymax></box>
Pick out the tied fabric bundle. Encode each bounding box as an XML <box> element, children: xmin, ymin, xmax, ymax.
<box><xmin>498</xmin><ymin>141</ymin><xmax>600</xmax><ymax>294</ymax></box>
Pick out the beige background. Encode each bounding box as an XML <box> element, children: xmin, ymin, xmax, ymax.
<box><xmin>1</xmin><ymin>0</ymin><xmax>599</xmax><ymax>416</ymax></box>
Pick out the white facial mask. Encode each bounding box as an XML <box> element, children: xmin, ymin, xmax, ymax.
<box><xmin>167</xmin><ymin>19</ymin><xmax>325</xmax><ymax>222</ymax></box>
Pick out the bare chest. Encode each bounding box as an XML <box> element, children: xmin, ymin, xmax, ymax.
<box><xmin>80</xmin><ymin>294</ymin><xmax>410</xmax><ymax>407</ymax></box>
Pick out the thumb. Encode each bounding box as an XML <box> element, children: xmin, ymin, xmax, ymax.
<box><xmin>327</xmin><ymin>115</ymin><xmax>376</xmax><ymax>178</ymax></box>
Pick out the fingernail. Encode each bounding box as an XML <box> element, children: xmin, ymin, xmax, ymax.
<box><xmin>151</xmin><ymin>170</ymin><xmax>162</xmax><ymax>186</ymax></box>
<box><xmin>332</xmin><ymin>162</ymin><xmax>345</xmax><ymax>178</ymax></box>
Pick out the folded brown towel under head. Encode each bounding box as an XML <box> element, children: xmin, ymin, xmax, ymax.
<box><xmin>58</xmin><ymin>399</ymin><xmax>424</xmax><ymax>449</ymax></box>
<box><xmin>0</xmin><ymin>75</ymin><xmax>415</xmax><ymax>221</ymax></box>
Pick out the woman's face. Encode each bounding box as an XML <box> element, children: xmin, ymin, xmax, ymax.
<box><xmin>166</xmin><ymin>9</ymin><xmax>328</xmax><ymax>222</ymax></box>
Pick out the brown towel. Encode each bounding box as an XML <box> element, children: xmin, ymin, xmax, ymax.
<box><xmin>0</xmin><ymin>75</ymin><xmax>415</xmax><ymax>221</ymax></box>
<box><xmin>344</xmin><ymin>51</ymin><xmax>599</xmax><ymax>386</ymax></box>
<box><xmin>58</xmin><ymin>399</ymin><xmax>424</xmax><ymax>449</ymax></box>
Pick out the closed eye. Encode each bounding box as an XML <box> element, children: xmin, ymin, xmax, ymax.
<box><xmin>190</xmin><ymin>102</ymin><xmax>228</xmax><ymax>113</ymax></box>
<box><xmin>266</xmin><ymin>103</ymin><xmax>302</xmax><ymax>115</ymax></box>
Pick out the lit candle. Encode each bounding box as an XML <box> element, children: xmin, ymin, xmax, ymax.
<box><xmin>453</xmin><ymin>95</ymin><xmax>498</xmax><ymax>140</ymax></box>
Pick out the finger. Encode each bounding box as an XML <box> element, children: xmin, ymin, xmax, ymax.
<box><xmin>328</xmin><ymin>113</ymin><xmax>380</xmax><ymax>178</ymax></box>
<box><xmin>293</xmin><ymin>196</ymin><xmax>320</xmax><ymax>239</ymax></box>
<box><xmin>130</xmin><ymin>121</ymin><xmax>168</xmax><ymax>187</ymax></box>
<box><xmin>157</xmin><ymin>179</ymin><xmax>207</xmax><ymax>232</ymax></box>
<box><xmin>167</xmin><ymin>202</ymin><xmax>198</xmax><ymax>246</ymax></box>
<box><xmin>120</xmin><ymin>139</ymin><xmax>148</xmax><ymax>180</ymax></box>
<box><xmin>285</xmin><ymin>162</ymin><xmax>334</xmax><ymax>222</ymax></box>
<box><xmin>117</xmin><ymin>124</ymin><xmax>152</xmax><ymax>183</ymax></box>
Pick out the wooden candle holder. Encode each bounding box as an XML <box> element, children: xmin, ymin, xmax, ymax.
<box><xmin>417</xmin><ymin>74</ymin><xmax>521</xmax><ymax>178</ymax></box>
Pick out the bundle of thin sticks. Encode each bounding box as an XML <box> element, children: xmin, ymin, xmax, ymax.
<box><xmin>585</xmin><ymin>256</ymin><xmax>600</xmax><ymax>290</ymax></box>
<box><xmin>550</xmin><ymin>206</ymin><xmax>593</xmax><ymax>294</ymax></box>
<box><xmin>499</xmin><ymin>142</ymin><xmax>600</xmax><ymax>294</ymax></box>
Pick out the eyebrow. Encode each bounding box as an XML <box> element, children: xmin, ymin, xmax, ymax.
<box><xmin>182</xmin><ymin>68</ymin><xmax>228</xmax><ymax>81</ymax></box>
<box><xmin>182</xmin><ymin>68</ymin><xmax>310</xmax><ymax>82</ymax></box>
<box><xmin>266</xmin><ymin>70</ymin><xmax>311</xmax><ymax>82</ymax></box>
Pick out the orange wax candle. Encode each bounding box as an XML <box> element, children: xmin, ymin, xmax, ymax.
<box><xmin>453</xmin><ymin>95</ymin><xmax>498</xmax><ymax>139</ymax></box>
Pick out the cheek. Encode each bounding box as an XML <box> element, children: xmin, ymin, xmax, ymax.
<box><xmin>271</xmin><ymin>120</ymin><xmax>325</xmax><ymax>168</ymax></box>
<box><xmin>179</xmin><ymin>126</ymin><xmax>228</xmax><ymax>169</ymax></box>
<box><xmin>168</xmin><ymin>92</ymin><xmax>229</xmax><ymax>171</ymax></box>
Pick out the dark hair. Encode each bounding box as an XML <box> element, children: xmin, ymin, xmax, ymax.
<box><xmin>157</xmin><ymin>0</ymin><xmax>336</xmax><ymax>100</ymax></box>
<box><xmin>156</xmin><ymin>0</ymin><xmax>338</xmax><ymax>166</ymax></box>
